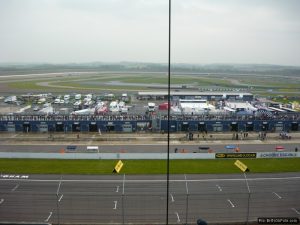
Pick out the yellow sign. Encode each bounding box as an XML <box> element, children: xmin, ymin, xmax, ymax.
<box><xmin>234</xmin><ymin>160</ymin><xmax>249</xmax><ymax>172</ymax></box>
<box><xmin>113</xmin><ymin>160</ymin><xmax>124</xmax><ymax>173</ymax></box>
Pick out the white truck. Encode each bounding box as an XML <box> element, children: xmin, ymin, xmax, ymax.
<box><xmin>147</xmin><ymin>102</ymin><xmax>156</xmax><ymax>112</ymax></box>
<box><xmin>75</xmin><ymin>94</ymin><xmax>81</xmax><ymax>100</ymax></box>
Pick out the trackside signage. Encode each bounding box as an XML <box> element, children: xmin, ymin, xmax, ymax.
<box><xmin>113</xmin><ymin>160</ymin><xmax>124</xmax><ymax>173</ymax></box>
<box><xmin>215</xmin><ymin>153</ymin><xmax>256</xmax><ymax>159</ymax></box>
<box><xmin>234</xmin><ymin>160</ymin><xmax>249</xmax><ymax>172</ymax></box>
<box><xmin>258</xmin><ymin>152</ymin><xmax>299</xmax><ymax>158</ymax></box>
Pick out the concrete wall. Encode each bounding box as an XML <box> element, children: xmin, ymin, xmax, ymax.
<box><xmin>0</xmin><ymin>152</ymin><xmax>299</xmax><ymax>159</ymax></box>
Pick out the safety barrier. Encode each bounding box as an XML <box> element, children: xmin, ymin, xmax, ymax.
<box><xmin>0</xmin><ymin>152</ymin><xmax>299</xmax><ymax>159</ymax></box>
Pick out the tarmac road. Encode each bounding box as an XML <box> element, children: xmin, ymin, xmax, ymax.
<box><xmin>0</xmin><ymin>173</ymin><xmax>300</xmax><ymax>224</ymax></box>
<box><xmin>0</xmin><ymin>143</ymin><xmax>299</xmax><ymax>153</ymax></box>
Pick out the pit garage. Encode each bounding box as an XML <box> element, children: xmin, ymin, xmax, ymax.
<box><xmin>136</xmin><ymin>122</ymin><xmax>150</xmax><ymax>132</ymax></box>
<box><xmin>7</xmin><ymin>122</ymin><xmax>15</xmax><ymax>132</ymax></box>
<box><xmin>56</xmin><ymin>122</ymin><xmax>64</xmax><ymax>132</ymax></box>
<box><xmin>291</xmin><ymin>122</ymin><xmax>299</xmax><ymax>131</ymax></box>
<box><xmin>212</xmin><ymin>123</ymin><xmax>223</xmax><ymax>132</ymax></box>
<box><xmin>0</xmin><ymin>123</ymin><xmax>5</xmax><ymax>131</ymax></box>
<box><xmin>106</xmin><ymin>122</ymin><xmax>115</xmax><ymax>132</ymax></box>
<box><xmin>198</xmin><ymin>122</ymin><xmax>207</xmax><ymax>132</ymax></box>
<box><xmin>230</xmin><ymin>122</ymin><xmax>238</xmax><ymax>132</ymax></box>
<box><xmin>89</xmin><ymin>122</ymin><xmax>98</xmax><ymax>132</ymax></box>
<box><xmin>274</xmin><ymin>122</ymin><xmax>284</xmax><ymax>132</ymax></box>
<box><xmin>245</xmin><ymin>122</ymin><xmax>254</xmax><ymax>132</ymax></box>
<box><xmin>170</xmin><ymin>124</ymin><xmax>176</xmax><ymax>132</ymax></box>
<box><xmin>181</xmin><ymin>122</ymin><xmax>189</xmax><ymax>132</ymax></box>
<box><xmin>72</xmin><ymin>122</ymin><xmax>81</xmax><ymax>132</ymax></box>
<box><xmin>39</xmin><ymin>122</ymin><xmax>48</xmax><ymax>132</ymax></box>
<box><xmin>122</xmin><ymin>124</ymin><xmax>132</xmax><ymax>132</ymax></box>
<box><xmin>23</xmin><ymin>122</ymin><xmax>31</xmax><ymax>133</ymax></box>
<box><xmin>261</xmin><ymin>122</ymin><xmax>269</xmax><ymax>131</ymax></box>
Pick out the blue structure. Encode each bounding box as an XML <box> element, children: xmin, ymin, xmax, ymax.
<box><xmin>160</xmin><ymin>120</ymin><xmax>299</xmax><ymax>132</ymax></box>
<box><xmin>0</xmin><ymin>114</ymin><xmax>299</xmax><ymax>133</ymax></box>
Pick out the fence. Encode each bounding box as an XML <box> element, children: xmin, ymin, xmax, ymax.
<box><xmin>1</xmin><ymin>176</ymin><xmax>299</xmax><ymax>224</ymax></box>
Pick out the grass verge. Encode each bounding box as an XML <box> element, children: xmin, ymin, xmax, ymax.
<box><xmin>1</xmin><ymin>158</ymin><xmax>300</xmax><ymax>175</ymax></box>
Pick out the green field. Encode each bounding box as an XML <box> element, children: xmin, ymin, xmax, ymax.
<box><xmin>7</xmin><ymin>74</ymin><xmax>234</xmax><ymax>91</ymax></box>
<box><xmin>1</xmin><ymin>158</ymin><xmax>300</xmax><ymax>175</ymax></box>
<box><xmin>2</xmin><ymin>72</ymin><xmax>300</xmax><ymax>101</ymax></box>
<box><xmin>8</xmin><ymin>81</ymin><xmax>55</xmax><ymax>90</ymax></box>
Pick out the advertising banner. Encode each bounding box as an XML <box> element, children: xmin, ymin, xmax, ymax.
<box><xmin>258</xmin><ymin>152</ymin><xmax>299</xmax><ymax>158</ymax></box>
<box><xmin>215</xmin><ymin>153</ymin><xmax>257</xmax><ymax>159</ymax></box>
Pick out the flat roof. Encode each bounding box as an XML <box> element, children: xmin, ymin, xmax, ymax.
<box><xmin>226</xmin><ymin>102</ymin><xmax>257</xmax><ymax>109</ymax></box>
<box><xmin>138</xmin><ymin>91</ymin><xmax>253</xmax><ymax>96</ymax></box>
<box><xmin>180</xmin><ymin>102</ymin><xmax>215</xmax><ymax>109</ymax></box>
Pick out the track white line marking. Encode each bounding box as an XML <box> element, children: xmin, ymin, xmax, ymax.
<box><xmin>11</xmin><ymin>184</ymin><xmax>19</xmax><ymax>192</ymax></box>
<box><xmin>184</xmin><ymin>174</ymin><xmax>189</xmax><ymax>195</ymax></box>
<box><xmin>116</xmin><ymin>186</ymin><xmax>119</xmax><ymax>193</ymax></box>
<box><xmin>244</xmin><ymin>172</ymin><xmax>251</xmax><ymax>193</ymax></box>
<box><xmin>0</xmin><ymin>199</ymin><xmax>4</xmax><ymax>205</ymax></box>
<box><xmin>57</xmin><ymin>180</ymin><xmax>62</xmax><ymax>196</ymax></box>
<box><xmin>2</xmin><ymin>176</ymin><xmax>300</xmax><ymax>183</ymax></box>
<box><xmin>291</xmin><ymin>208</ymin><xmax>300</xmax><ymax>215</ymax></box>
<box><xmin>58</xmin><ymin>194</ymin><xmax>63</xmax><ymax>202</ymax></box>
<box><xmin>113</xmin><ymin>201</ymin><xmax>117</xmax><ymax>210</ymax></box>
<box><xmin>216</xmin><ymin>184</ymin><xmax>222</xmax><ymax>191</ymax></box>
<box><xmin>175</xmin><ymin>212</ymin><xmax>180</xmax><ymax>223</ymax></box>
<box><xmin>45</xmin><ymin>212</ymin><xmax>52</xmax><ymax>222</ymax></box>
<box><xmin>272</xmin><ymin>192</ymin><xmax>282</xmax><ymax>199</ymax></box>
<box><xmin>227</xmin><ymin>199</ymin><xmax>235</xmax><ymax>208</ymax></box>
<box><xmin>170</xmin><ymin>193</ymin><xmax>175</xmax><ymax>202</ymax></box>
<box><xmin>122</xmin><ymin>174</ymin><xmax>125</xmax><ymax>195</ymax></box>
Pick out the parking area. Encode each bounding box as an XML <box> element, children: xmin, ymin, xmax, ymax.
<box><xmin>0</xmin><ymin>93</ymin><xmax>163</xmax><ymax>116</ymax></box>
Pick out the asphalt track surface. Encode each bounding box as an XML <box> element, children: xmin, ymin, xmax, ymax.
<box><xmin>0</xmin><ymin>143</ymin><xmax>299</xmax><ymax>153</ymax></box>
<box><xmin>0</xmin><ymin>173</ymin><xmax>300</xmax><ymax>224</ymax></box>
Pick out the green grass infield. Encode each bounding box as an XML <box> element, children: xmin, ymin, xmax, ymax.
<box><xmin>1</xmin><ymin>158</ymin><xmax>300</xmax><ymax>175</ymax></box>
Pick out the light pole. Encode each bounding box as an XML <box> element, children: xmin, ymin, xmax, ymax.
<box><xmin>166</xmin><ymin>0</ymin><xmax>172</xmax><ymax>224</ymax></box>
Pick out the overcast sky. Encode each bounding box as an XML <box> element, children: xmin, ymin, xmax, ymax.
<box><xmin>0</xmin><ymin>0</ymin><xmax>299</xmax><ymax>66</ymax></box>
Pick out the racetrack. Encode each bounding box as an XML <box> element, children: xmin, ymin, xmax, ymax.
<box><xmin>1</xmin><ymin>173</ymin><xmax>299</xmax><ymax>224</ymax></box>
<box><xmin>0</xmin><ymin>143</ymin><xmax>298</xmax><ymax>153</ymax></box>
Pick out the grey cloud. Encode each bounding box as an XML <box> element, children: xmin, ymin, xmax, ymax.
<box><xmin>0</xmin><ymin>0</ymin><xmax>299</xmax><ymax>65</ymax></box>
